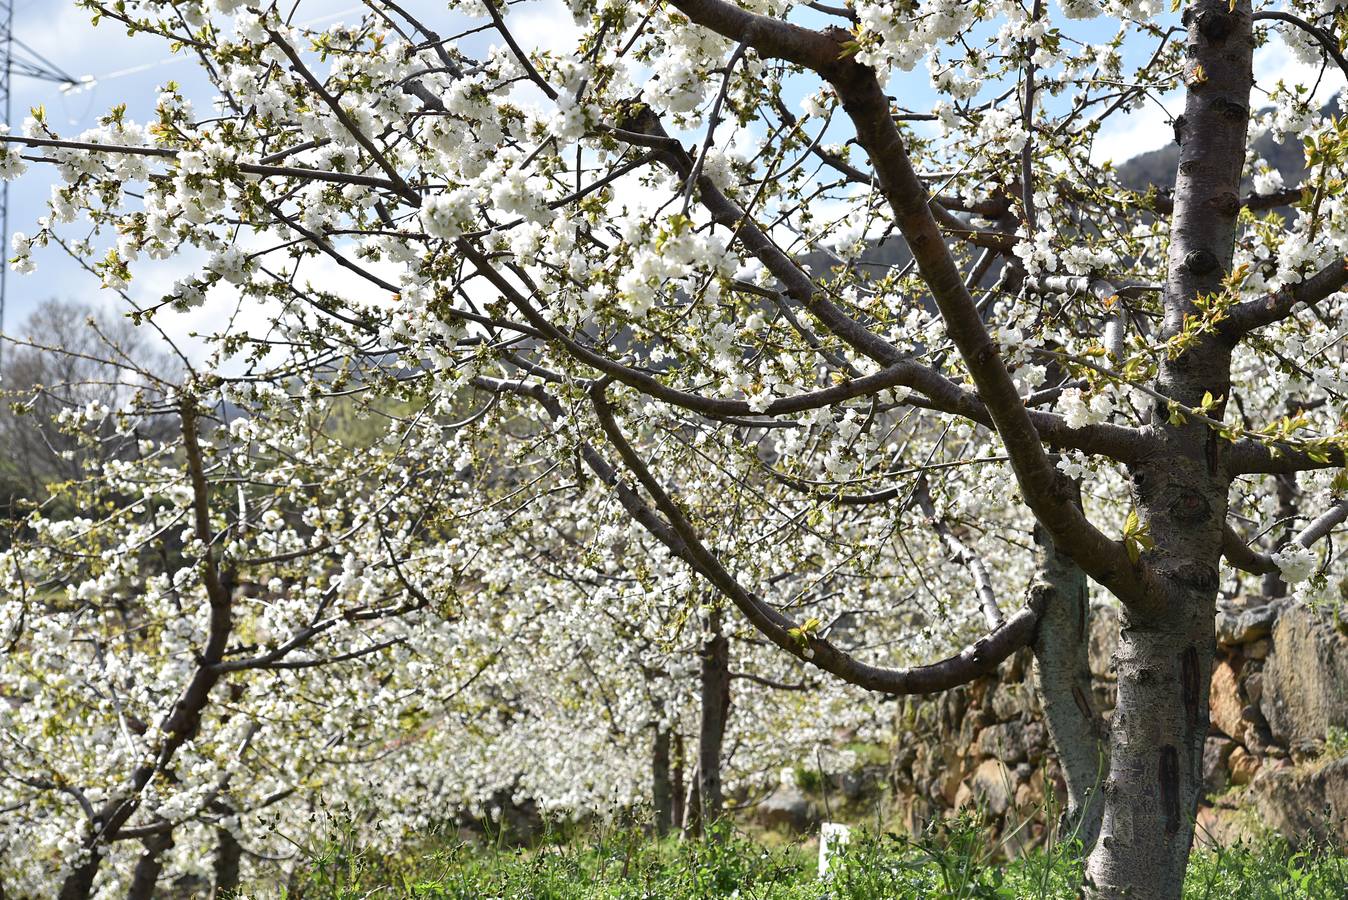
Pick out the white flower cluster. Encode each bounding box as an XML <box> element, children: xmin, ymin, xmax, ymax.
<box><xmin>1272</xmin><ymin>543</ymin><xmax>1316</xmax><ymax>584</ymax></box>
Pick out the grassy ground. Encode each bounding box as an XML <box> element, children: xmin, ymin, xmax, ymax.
<box><xmin>280</xmin><ymin>817</ymin><xmax>1348</xmax><ymax>899</ymax></box>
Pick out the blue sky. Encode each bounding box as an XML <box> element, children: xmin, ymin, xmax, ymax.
<box><xmin>0</xmin><ymin>1</ymin><xmax>1334</xmax><ymax>356</ymax></box>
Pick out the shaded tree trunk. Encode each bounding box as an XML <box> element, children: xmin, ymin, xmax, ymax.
<box><xmin>698</xmin><ymin>607</ymin><xmax>731</xmax><ymax>830</ymax></box>
<box><xmin>127</xmin><ymin>830</ymin><xmax>174</xmax><ymax>900</ymax></box>
<box><xmin>214</xmin><ymin>825</ymin><xmax>243</xmax><ymax>898</ymax></box>
<box><xmin>1084</xmin><ymin>2</ymin><xmax>1251</xmax><ymax>896</ymax></box>
<box><xmin>671</xmin><ymin>731</ymin><xmax>686</xmax><ymax>833</ymax></box>
<box><xmin>652</xmin><ymin>725</ymin><xmax>673</xmax><ymax>836</ymax></box>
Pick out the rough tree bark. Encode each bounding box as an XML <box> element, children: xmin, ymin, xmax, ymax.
<box><xmin>1084</xmin><ymin>2</ymin><xmax>1252</xmax><ymax>896</ymax></box>
<box><xmin>126</xmin><ymin>831</ymin><xmax>173</xmax><ymax>900</ymax></box>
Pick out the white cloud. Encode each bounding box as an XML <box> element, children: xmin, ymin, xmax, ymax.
<box><xmin>1090</xmin><ymin>88</ymin><xmax>1181</xmax><ymax>165</ymax></box>
<box><xmin>506</xmin><ymin>0</ymin><xmax>583</xmax><ymax>56</ymax></box>
<box><xmin>1252</xmin><ymin>31</ymin><xmax>1341</xmax><ymax>109</ymax></box>
<box><xmin>1090</xmin><ymin>33</ymin><xmax>1340</xmax><ymax>167</ymax></box>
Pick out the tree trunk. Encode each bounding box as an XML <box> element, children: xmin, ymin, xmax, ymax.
<box><xmin>59</xmin><ymin>405</ymin><xmax>237</xmax><ymax>899</ymax></box>
<box><xmin>1086</xmin><ymin>592</ymin><xmax>1217</xmax><ymax>898</ymax></box>
<box><xmin>57</xmin><ymin>857</ymin><xmax>99</xmax><ymax>900</ymax></box>
<box><xmin>127</xmin><ymin>830</ymin><xmax>174</xmax><ymax>900</ymax></box>
<box><xmin>681</xmin><ymin>762</ymin><xmax>702</xmax><ymax>838</ymax></box>
<box><xmin>652</xmin><ymin>725</ymin><xmax>674</xmax><ymax>836</ymax></box>
<box><xmin>214</xmin><ymin>825</ymin><xmax>243</xmax><ymax>898</ymax></box>
<box><xmin>698</xmin><ymin>608</ymin><xmax>731</xmax><ymax>830</ymax></box>
<box><xmin>1084</xmin><ymin>2</ymin><xmax>1251</xmax><ymax>896</ymax></box>
<box><xmin>1032</xmin><ymin>503</ymin><xmax>1108</xmax><ymax>849</ymax></box>
<box><xmin>671</xmin><ymin>731</ymin><xmax>686</xmax><ymax>833</ymax></box>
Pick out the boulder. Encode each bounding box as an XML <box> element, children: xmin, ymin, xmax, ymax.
<box><xmin>1216</xmin><ymin>603</ymin><xmax>1279</xmax><ymax>648</ymax></box>
<box><xmin>1210</xmin><ymin>659</ymin><xmax>1246</xmax><ymax>742</ymax></box>
<box><xmin>1228</xmin><ymin>745</ymin><xmax>1261</xmax><ymax>786</ymax></box>
<box><xmin>754</xmin><ymin>780</ymin><xmax>817</xmax><ymax>833</ymax></box>
<box><xmin>958</xmin><ymin>708</ymin><xmax>991</xmax><ymax>751</ymax></box>
<box><xmin>991</xmin><ymin>683</ymin><xmax>1031</xmax><ymax>721</ymax></box>
<box><xmin>965</xmin><ymin>759</ymin><xmax>1014</xmax><ymax>817</ymax></box>
<box><xmin>1244</xmin><ymin>671</ymin><xmax>1264</xmax><ymax>706</ymax></box>
<box><xmin>1195</xmin><ymin>803</ymin><xmax>1254</xmax><ymax>849</ymax></box>
<box><xmin>1203</xmin><ymin>736</ymin><xmax>1235</xmax><ymax>795</ymax></box>
<box><xmin>976</xmin><ymin>721</ymin><xmax>1027</xmax><ymax>765</ymax></box>
<box><xmin>936</xmin><ymin>746</ymin><xmax>970</xmax><ymax>806</ymax></box>
<box><xmin>1251</xmin><ymin>757</ymin><xmax>1348</xmax><ymax>847</ymax></box>
<box><xmin>1021</xmin><ymin>719</ymin><xmax>1049</xmax><ymax>764</ymax></box>
<box><xmin>1260</xmin><ymin>604</ymin><xmax>1348</xmax><ymax>746</ymax></box>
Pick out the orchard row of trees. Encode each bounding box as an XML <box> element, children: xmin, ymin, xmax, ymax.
<box><xmin>0</xmin><ymin>0</ymin><xmax>1346</xmax><ymax>898</ymax></box>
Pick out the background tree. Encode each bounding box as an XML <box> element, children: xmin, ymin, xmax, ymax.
<box><xmin>0</xmin><ymin>299</ymin><xmax>177</xmax><ymax>520</ymax></box>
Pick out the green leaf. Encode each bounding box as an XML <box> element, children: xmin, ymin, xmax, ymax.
<box><xmin>1124</xmin><ymin>508</ymin><xmax>1141</xmax><ymax>538</ymax></box>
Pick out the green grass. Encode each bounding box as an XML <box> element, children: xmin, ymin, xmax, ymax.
<box><xmin>279</xmin><ymin>817</ymin><xmax>1348</xmax><ymax>899</ymax></box>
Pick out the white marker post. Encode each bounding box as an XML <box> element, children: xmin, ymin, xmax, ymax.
<box><xmin>818</xmin><ymin>821</ymin><xmax>852</xmax><ymax>879</ymax></box>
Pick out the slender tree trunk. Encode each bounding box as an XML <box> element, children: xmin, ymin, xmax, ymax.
<box><xmin>652</xmin><ymin>724</ymin><xmax>674</xmax><ymax>836</ymax></box>
<box><xmin>1032</xmin><ymin>502</ymin><xmax>1108</xmax><ymax>850</ymax></box>
<box><xmin>671</xmin><ymin>731</ymin><xmax>686</xmax><ymax>833</ymax></box>
<box><xmin>698</xmin><ymin>608</ymin><xmax>731</xmax><ymax>829</ymax></box>
<box><xmin>1084</xmin><ymin>3</ymin><xmax>1251</xmax><ymax>896</ymax></box>
<box><xmin>214</xmin><ymin>826</ymin><xmax>243</xmax><ymax>898</ymax></box>
<box><xmin>127</xmin><ymin>830</ymin><xmax>174</xmax><ymax>900</ymax></box>
<box><xmin>60</xmin><ymin>405</ymin><xmax>236</xmax><ymax>899</ymax></box>
<box><xmin>682</xmin><ymin>762</ymin><xmax>702</xmax><ymax>837</ymax></box>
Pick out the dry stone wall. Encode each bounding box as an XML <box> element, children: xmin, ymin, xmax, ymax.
<box><xmin>883</xmin><ymin>601</ymin><xmax>1348</xmax><ymax>852</ymax></box>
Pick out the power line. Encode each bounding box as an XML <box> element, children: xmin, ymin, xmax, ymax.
<box><xmin>0</xmin><ymin>0</ymin><xmax>82</xmax><ymax>366</ymax></box>
<box><xmin>0</xmin><ymin>1</ymin><xmax>373</xmax><ymax>360</ymax></box>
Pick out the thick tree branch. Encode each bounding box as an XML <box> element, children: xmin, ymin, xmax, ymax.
<box><xmin>665</xmin><ymin>0</ymin><xmax>1145</xmax><ymax>605</ymax></box>
<box><xmin>588</xmin><ymin>383</ymin><xmax>1046</xmax><ymax>695</ymax></box>
<box><xmin>1223</xmin><ymin>254</ymin><xmax>1348</xmax><ymax>334</ymax></box>
<box><xmin>1223</xmin><ymin>498</ymin><xmax>1348</xmax><ymax>575</ymax></box>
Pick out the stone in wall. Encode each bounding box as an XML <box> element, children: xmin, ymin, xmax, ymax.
<box><xmin>1210</xmin><ymin>658</ymin><xmax>1246</xmax><ymax>743</ymax></box>
<box><xmin>1260</xmin><ymin>604</ymin><xmax>1348</xmax><ymax>751</ymax></box>
<box><xmin>1250</xmin><ymin>756</ymin><xmax>1348</xmax><ymax>847</ymax></box>
<box><xmin>883</xmin><ymin>599</ymin><xmax>1348</xmax><ymax>851</ymax></box>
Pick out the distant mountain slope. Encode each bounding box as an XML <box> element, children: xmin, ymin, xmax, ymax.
<box><xmin>797</xmin><ymin>98</ymin><xmax>1335</xmax><ymax>285</ymax></box>
<box><xmin>1115</xmin><ymin>95</ymin><xmax>1338</xmax><ymax>193</ymax></box>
